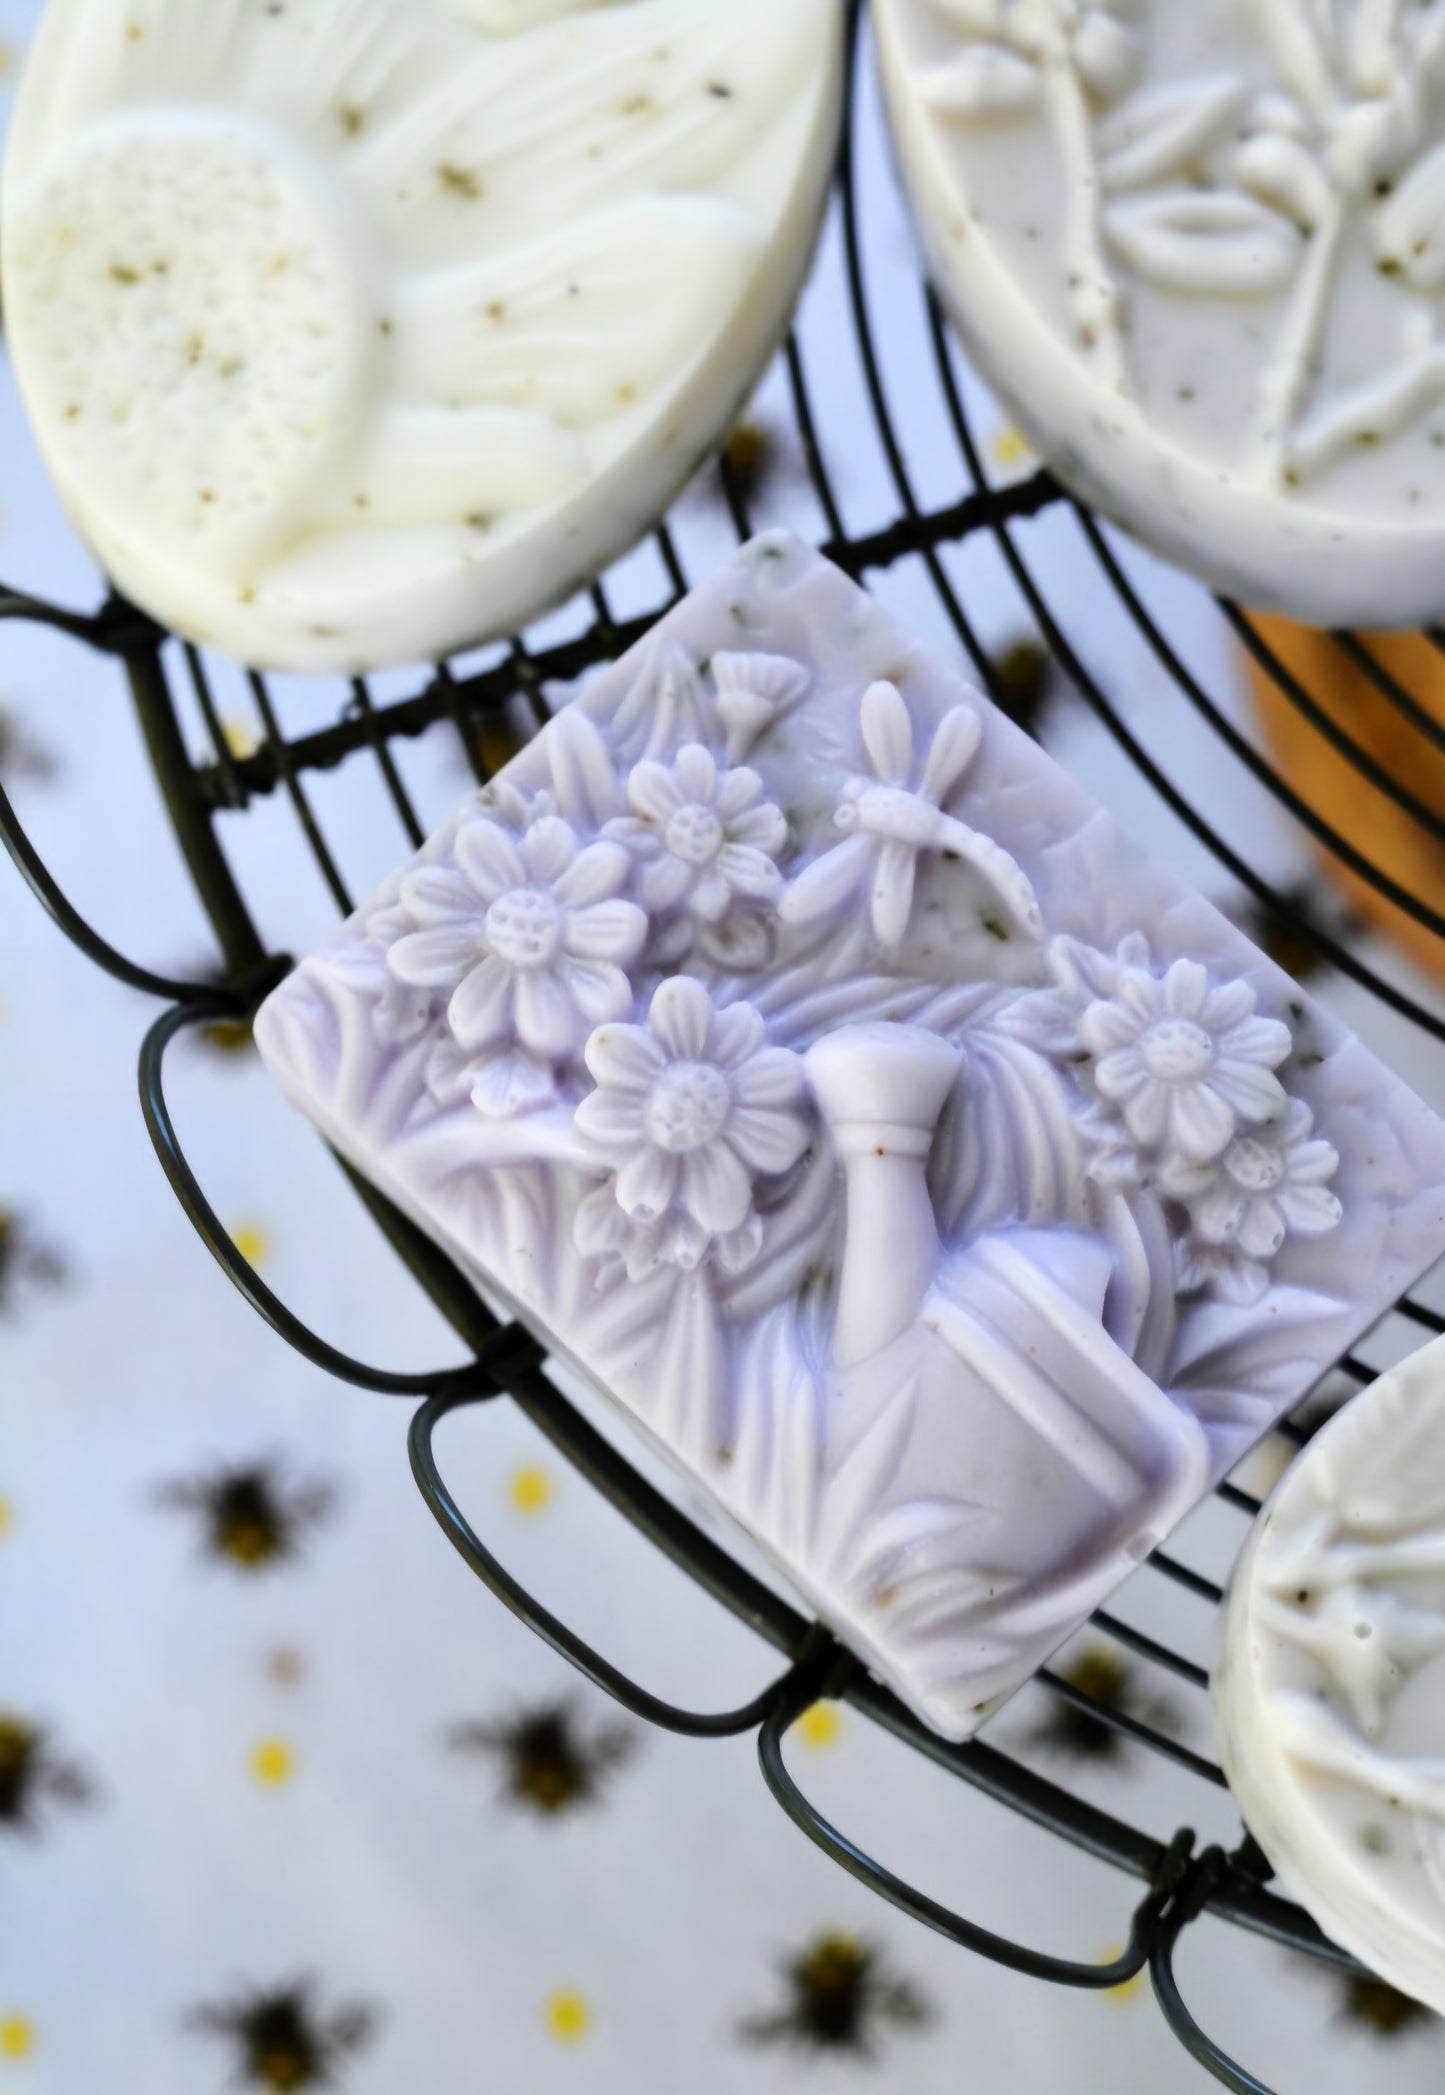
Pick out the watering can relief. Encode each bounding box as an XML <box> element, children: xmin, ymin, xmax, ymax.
<box><xmin>255</xmin><ymin>535</ymin><xmax>1445</xmax><ymax>1740</ymax></box>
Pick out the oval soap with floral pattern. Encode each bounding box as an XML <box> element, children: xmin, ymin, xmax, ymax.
<box><xmin>874</xmin><ymin>0</ymin><xmax>1445</xmax><ymax>627</ymax></box>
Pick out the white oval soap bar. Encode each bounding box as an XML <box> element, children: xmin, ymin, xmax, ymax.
<box><xmin>1215</xmin><ymin>1333</ymin><xmax>1445</xmax><ymax>2010</ymax></box>
<box><xmin>874</xmin><ymin>0</ymin><xmax>1445</xmax><ymax>627</ymax></box>
<box><xmin>0</xmin><ymin>0</ymin><xmax>841</xmax><ymax>671</ymax></box>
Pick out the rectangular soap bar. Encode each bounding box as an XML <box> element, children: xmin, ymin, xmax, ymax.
<box><xmin>255</xmin><ymin>532</ymin><xmax>1445</xmax><ymax>1740</ymax></box>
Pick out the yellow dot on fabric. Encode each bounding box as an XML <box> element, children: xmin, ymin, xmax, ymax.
<box><xmin>221</xmin><ymin>715</ymin><xmax>259</xmax><ymax>761</ymax></box>
<box><xmin>0</xmin><ymin>1500</ymin><xmax>12</xmax><ymax>1541</ymax></box>
<box><xmin>795</xmin><ymin>1701</ymin><xmax>843</xmax><ymax>1751</ymax></box>
<box><xmin>544</xmin><ymin>1991</ymin><xmax>591</xmax><ymax>2044</ymax></box>
<box><xmin>249</xmin><ymin>1739</ymin><xmax>294</xmax><ymax>1787</ymax></box>
<box><xmin>509</xmin><ymin>1465</ymin><xmax>552</xmax><ymax>1515</ymax></box>
<box><xmin>992</xmin><ymin>423</ymin><xmax>1033</xmax><ymax>469</ymax></box>
<box><xmin>1097</xmin><ymin>1948</ymin><xmax>1143</xmax><ymax>2004</ymax></box>
<box><xmin>0</xmin><ymin>2016</ymin><xmax>35</xmax><ymax>2060</ymax></box>
<box><xmin>231</xmin><ymin>1224</ymin><xmax>270</xmax><ymax>1268</ymax></box>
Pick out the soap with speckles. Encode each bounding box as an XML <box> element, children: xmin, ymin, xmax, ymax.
<box><xmin>0</xmin><ymin>0</ymin><xmax>842</xmax><ymax>672</ymax></box>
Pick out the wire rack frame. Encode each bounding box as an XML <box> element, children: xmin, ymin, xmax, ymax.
<box><xmin>5</xmin><ymin>6</ymin><xmax>1444</xmax><ymax>2087</ymax></box>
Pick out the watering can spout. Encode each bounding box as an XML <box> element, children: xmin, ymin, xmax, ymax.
<box><xmin>805</xmin><ymin>1024</ymin><xmax>963</xmax><ymax>1370</ymax></box>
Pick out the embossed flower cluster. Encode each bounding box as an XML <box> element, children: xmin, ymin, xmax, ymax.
<box><xmin>1006</xmin><ymin>933</ymin><xmax>1343</xmax><ymax>1305</ymax></box>
<box><xmin>343</xmin><ymin>661</ymin><xmax>1043</xmax><ymax>1287</ymax></box>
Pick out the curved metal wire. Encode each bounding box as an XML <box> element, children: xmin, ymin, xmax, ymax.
<box><xmin>4</xmin><ymin>1</ymin><xmax>1438</xmax><ymax>2080</ymax></box>
<box><xmin>410</xmin><ymin>1383</ymin><xmax>832</xmax><ymax>1737</ymax></box>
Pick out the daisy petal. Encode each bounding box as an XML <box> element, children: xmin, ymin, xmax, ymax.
<box><xmin>683</xmin><ymin>1142</ymin><xmax>752</xmax><ymax>1233</ymax></box>
<box><xmin>1169</xmin><ymin>1082</ymin><xmax>1236</xmax><ymax>1161</ymax></box>
<box><xmin>558</xmin><ymin>956</ymin><xmax>634</xmax><ymax>1023</ymax></box>
<box><xmin>1216</xmin><ymin>1255</ymin><xmax>1271</xmax><ymax>1307</ymax></box>
<box><xmin>727</xmin><ymin>800</ymin><xmax>788</xmax><ymax>854</ymax></box>
<box><xmin>1218</xmin><ymin>1016</ymin><xmax>1292</xmax><ymax>1070</ymax></box>
<box><xmin>728</xmin><ymin>1104</ymin><xmax>808</xmax><ymax>1175</ymax></box>
<box><xmin>1095</xmin><ymin>1046</ymin><xmax>1150</xmax><ymax>1101</ymax></box>
<box><xmin>1286</xmin><ymin>1138</ymin><xmax>1340</xmax><ymax>1187</ymax></box>
<box><xmin>471</xmin><ymin>1053</ymin><xmax>555</xmax><ymax>1120</ymax></box>
<box><xmin>627</xmin><ymin>760</ymin><xmax>684</xmax><ymax>825</ymax></box>
<box><xmin>389</xmin><ymin>925</ymin><xmax>481</xmax><ymax>988</ymax></box>
<box><xmin>707</xmin><ymin>1002</ymin><xmax>765</xmax><ymax>1067</ymax></box>
<box><xmin>563</xmin><ymin>898</ymin><xmax>647</xmax><ymax>963</ymax></box>
<box><xmin>1121</xmin><ymin>1080</ymin><xmax>1170</xmax><ymax>1146</ymax></box>
<box><xmin>574</xmin><ymin>1086</ymin><xmax>647</xmax><ymax>1151</ymax></box>
<box><xmin>692</xmin><ymin>871</ymin><xmax>732</xmax><ymax>922</ymax></box>
<box><xmin>715</xmin><ymin>766</ymin><xmax>764</xmax><ymax>820</ymax></box>
<box><xmin>553</xmin><ymin>839</ymin><xmax>630</xmax><ymax>910</ymax></box>
<box><xmin>717</xmin><ymin>842</ymin><xmax>783</xmax><ymax>901</ymax></box>
<box><xmin>733</xmin><ymin>1049</ymin><xmax>803</xmax><ymax>1111</ymax></box>
<box><xmin>860</xmin><ymin>680</ymin><xmax>914</xmax><ymax>785</ymax></box>
<box><xmin>522</xmin><ymin>816</ymin><xmax>577</xmax><ymax>886</ymax></box>
<box><xmin>584</xmin><ymin>1020</ymin><xmax>664</xmax><ymax>1090</ymax></box>
<box><xmin>397</xmin><ymin>864</ymin><xmax>479</xmax><ymax>923</ymax></box>
<box><xmin>1236</xmin><ymin>1198</ymin><xmax>1287</xmax><ymax>1261</ymax></box>
<box><xmin>641</xmin><ymin>854</ymin><xmax>695</xmax><ymax>911</ymax></box>
<box><xmin>649</xmin><ymin>975</ymin><xmax>713</xmax><ymax>1060</ymax></box>
<box><xmin>447</xmin><ymin>952</ymin><xmax>514</xmax><ymax>1049</ymax></box>
<box><xmin>455</xmin><ymin>819</ymin><xmax>524</xmax><ymax>897</ymax></box>
<box><xmin>1211</xmin><ymin>1060</ymin><xmax>1288</xmax><ymax>1122</ymax></box>
<box><xmin>1192</xmin><ymin>1183</ymin><xmax>1247</xmax><ymax>1243</ymax></box>
<box><xmin>1079</xmin><ymin>1000</ymin><xmax>1143</xmax><ymax>1055</ymax></box>
<box><xmin>1200</xmin><ymin>979</ymin><xmax>1254</xmax><ymax>1032</ymax></box>
<box><xmin>513</xmin><ymin>967</ymin><xmax>582</xmax><ymax>1058</ymax></box>
<box><xmin>1163</xmin><ymin>958</ymin><xmax>1209</xmax><ymax>1019</ymax></box>
<box><xmin>616</xmin><ymin>1145</ymin><xmax>678</xmax><ymax>1222</ymax></box>
<box><xmin>674</xmin><ymin>743</ymin><xmax>717</xmax><ymax>804</ymax></box>
<box><xmin>1276</xmin><ymin>1185</ymin><xmax>1344</xmax><ymax>1235</ymax></box>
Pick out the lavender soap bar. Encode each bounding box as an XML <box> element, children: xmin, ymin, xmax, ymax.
<box><xmin>255</xmin><ymin>536</ymin><xmax>1445</xmax><ymax>1739</ymax></box>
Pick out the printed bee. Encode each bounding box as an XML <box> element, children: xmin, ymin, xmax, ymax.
<box><xmin>988</xmin><ymin>636</ymin><xmax>1068</xmax><ymax>744</ymax></box>
<box><xmin>739</xmin><ymin>1931</ymin><xmax>930</xmax><ymax>2059</ymax></box>
<box><xmin>1026</xmin><ymin>1645</ymin><xmax>1179</xmax><ymax>1767</ymax></box>
<box><xmin>157</xmin><ymin>1459</ymin><xmax>335</xmax><ymax>1573</ymax></box>
<box><xmin>0</xmin><ymin>1713</ymin><xmax>92</xmax><ymax>1836</ymax></box>
<box><xmin>0</xmin><ymin>707</ymin><xmax>58</xmax><ymax>785</ymax></box>
<box><xmin>1336</xmin><ymin>1974</ymin><xmax>1435</xmax><ymax>2039</ymax></box>
<box><xmin>447</xmin><ymin>1698</ymin><xmax>635</xmax><ymax>1817</ymax></box>
<box><xmin>0</xmin><ymin>1208</ymin><xmax>67</xmax><ymax>1317</ymax></box>
<box><xmin>188</xmin><ymin>1981</ymin><xmax>374</xmax><ymax>2091</ymax></box>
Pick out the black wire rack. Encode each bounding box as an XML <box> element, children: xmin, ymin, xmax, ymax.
<box><xmin>6</xmin><ymin>7</ymin><xmax>1445</xmax><ymax>2088</ymax></box>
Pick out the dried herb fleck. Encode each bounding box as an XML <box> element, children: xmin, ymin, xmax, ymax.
<box><xmin>448</xmin><ymin>1699</ymin><xmax>635</xmax><ymax>1816</ymax></box>
<box><xmin>188</xmin><ymin>1982</ymin><xmax>374</xmax><ymax>2091</ymax></box>
<box><xmin>157</xmin><ymin>1460</ymin><xmax>335</xmax><ymax>1573</ymax></box>
<box><xmin>0</xmin><ymin>1713</ymin><xmax>93</xmax><ymax>1835</ymax></box>
<box><xmin>739</xmin><ymin>1932</ymin><xmax>930</xmax><ymax>2058</ymax></box>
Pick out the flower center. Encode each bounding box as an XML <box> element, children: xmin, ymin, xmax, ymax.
<box><xmin>665</xmin><ymin>802</ymin><xmax>724</xmax><ymax>867</ymax></box>
<box><xmin>1226</xmin><ymin>1137</ymin><xmax>1287</xmax><ymax>1193</ymax></box>
<box><xmin>645</xmin><ymin>1061</ymin><xmax>733</xmax><ymax>1153</ymax></box>
<box><xmin>1140</xmin><ymin>1017</ymin><xmax>1214</xmax><ymax>1085</ymax></box>
<box><xmin>485</xmin><ymin>885</ymin><xmax>563</xmax><ymax>969</ymax></box>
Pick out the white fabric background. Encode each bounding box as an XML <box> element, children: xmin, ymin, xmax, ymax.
<box><xmin>4</xmin><ymin>4</ymin><xmax>1445</xmax><ymax>2089</ymax></box>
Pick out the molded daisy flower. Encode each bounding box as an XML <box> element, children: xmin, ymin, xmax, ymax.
<box><xmin>1162</xmin><ymin>1099</ymin><xmax>1342</xmax><ymax>1301</ymax></box>
<box><xmin>1080</xmin><ymin>957</ymin><xmax>1290</xmax><ymax>1164</ymax></box>
<box><xmin>388</xmin><ymin>810</ymin><xmax>646</xmax><ymax>1069</ymax></box>
<box><xmin>574</xmin><ymin>976</ymin><xmax>808</xmax><ymax>1250</ymax></box>
<box><xmin>608</xmin><ymin>745</ymin><xmax>787</xmax><ymax>960</ymax></box>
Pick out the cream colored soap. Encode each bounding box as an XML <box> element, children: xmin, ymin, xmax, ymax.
<box><xmin>1</xmin><ymin>0</ymin><xmax>841</xmax><ymax>671</ymax></box>
<box><xmin>875</xmin><ymin>0</ymin><xmax>1445</xmax><ymax>627</ymax></box>
<box><xmin>1216</xmin><ymin>1334</ymin><xmax>1445</xmax><ymax>2011</ymax></box>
